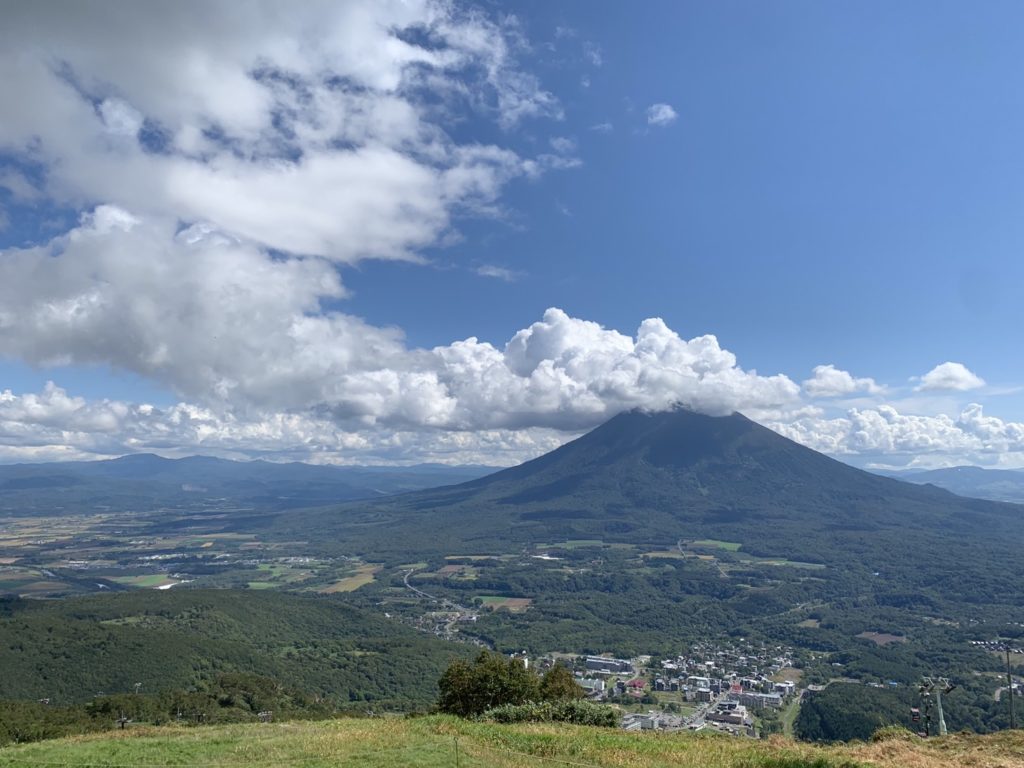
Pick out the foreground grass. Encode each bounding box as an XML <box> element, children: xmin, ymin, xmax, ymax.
<box><xmin>1</xmin><ymin>716</ymin><xmax>1023</xmax><ymax>767</ymax></box>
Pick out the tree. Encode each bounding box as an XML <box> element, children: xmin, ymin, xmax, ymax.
<box><xmin>539</xmin><ymin>665</ymin><xmax>584</xmax><ymax>702</ymax></box>
<box><xmin>437</xmin><ymin>652</ymin><xmax>540</xmax><ymax>717</ymax></box>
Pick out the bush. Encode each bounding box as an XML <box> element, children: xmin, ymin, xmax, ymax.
<box><xmin>484</xmin><ymin>700</ymin><xmax>618</xmax><ymax>727</ymax></box>
<box><xmin>437</xmin><ymin>652</ymin><xmax>584</xmax><ymax>718</ymax></box>
<box><xmin>437</xmin><ymin>652</ymin><xmax>540</xmax><ymax>717</ymax></box>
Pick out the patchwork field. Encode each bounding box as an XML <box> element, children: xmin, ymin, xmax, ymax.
<box><xmin>0</xmin><ymin>509</ymin><xmax>367</xmax><ymax>598</ymax></box>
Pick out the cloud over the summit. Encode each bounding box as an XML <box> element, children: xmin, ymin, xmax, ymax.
<box><xmin>0</xmin><ymin>210</ymin><xmax>801</xmax><ymax>434</ymax></box>
<box><xmin>0</xmin><ymin>0</ymin><xmax>1019</xmax><ymax>471</ymax></box>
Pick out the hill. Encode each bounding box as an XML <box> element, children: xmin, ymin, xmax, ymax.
<box><xmin>2</xmin><ymin>715</ymin><xmax>1023</xmax><ymax>767</ymax></box>
<box><xmin>0</xmin><ymin>454</ymin><xmax>494</xmax><ymax>515</ymax></box>
<box><xmin>879</xmin><ymin>465</ymin><xmax>1024</xmax><ymax>504</ymax></box>
<box><xmin>0</xmin><ymin>590</ymin><xmax>468</xmax><ymax>708</ymax></box>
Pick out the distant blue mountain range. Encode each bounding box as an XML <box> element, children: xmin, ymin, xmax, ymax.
<box><xmin>874</xmin><ymin>465</ymin><xmax>1024</xmax><ymax>503</ymax></box>
<box><xmin>0</xmin><ymin>454</ymin><xmax>498</xmax><ymax>513</ymax></box>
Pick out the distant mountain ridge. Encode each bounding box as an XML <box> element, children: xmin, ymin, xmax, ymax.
<box><xmin>875</xmin><ymin>464</ymin><xmax>1024</xmax><ymax>503</ymax></box>
<box><xmin>0</xmin><ymin>454</ymin><xmax>497</xmax><ymax>513</ymax></box>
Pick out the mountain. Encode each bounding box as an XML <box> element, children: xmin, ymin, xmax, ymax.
<box><xmin>257</xmin><ymin>408</ymin><xmax>1024</xmax><ymax>699</ymax></box>
<box><xmin>0</xmin><ymin>454</ymin><xmax>495</xmax><ymax>515</ymax></box>
<box><xmin>878</xmin><ymin>465</ymin><xmax>1024</xmax><ymax>503</ymax></box>
<box><xmin>299</xmin><ymin>407</ymin><xmax>1023</xmax><ymax>559</ymax></box>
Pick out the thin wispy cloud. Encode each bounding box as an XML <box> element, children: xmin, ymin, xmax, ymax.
<box><xmin>475</xmin><ymin>264</ymin><xmax>522</xmax><ymax>282</ymax></box>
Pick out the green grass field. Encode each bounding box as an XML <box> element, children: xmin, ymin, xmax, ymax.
<box><xmin>689</xmin><ymin>539</ymin><xmax>742</xmax><ymax>551</ymax></box>
<box><xmin>109</xmin><ymin>574</ymin><xmax>176</xmax><ymax>588</ymax></box>
<box><xmin>2</xmin><ymin>715</ymin><xmax>1022</xmax><ymax>768</ymax></box>
<box><xmin>537</xmin><ymin>539</ymin><xmax>606</xmax><ymax>550</ymax></box>
<box><xmin>478</xmin><ymin>596</ymin><xmax>533</xmax><ymax>612</ymax></box>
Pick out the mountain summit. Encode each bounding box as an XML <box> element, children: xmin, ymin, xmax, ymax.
<box><xmin>306</xmin><ymin>408</ymin><xmax>1022</xmax><ymax>578</ymax></box>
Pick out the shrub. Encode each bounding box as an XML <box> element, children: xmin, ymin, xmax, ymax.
<box><xmin>484</xmin><ymin>700</ymin><xmax>618</xmax><ymax>727</ymax></box>
<box><xmin>437</xmin><ymin>652</ymin><xmax>540</xmax><ymax>717</ymax></box>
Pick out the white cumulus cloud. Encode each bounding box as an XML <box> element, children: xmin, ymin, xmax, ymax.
<box><xmin>915</xmin><ymin>362</ymin><xmax>985</xmax><ymax>392</ymax></box>
<box><xmin>0</xmin><ymin>0</ymin><xmax>562</xmax><ymax>263</ymax></box>
<box><xmin>768</xmin><ymin>402</ymin><xmax>1024</xmax><ymax>468</ymax></box>
<box><xmin>0</xmin><ymin>210</ymin><xmax>802</xmax><ymax>435</ymax></box>
<box><xmin>802</xmin><ymin>364</ymin><xmax>883</xmax><ymax>398</ymax></box>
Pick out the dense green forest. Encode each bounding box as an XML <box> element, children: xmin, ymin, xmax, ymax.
<box><xmin>0</xmin><ymin>590</ymin><xmax>470</xmax><ymax>709</ymax></box>
<box><xmin>795</xmin><ymin>682</ymin><xmax>1016</xmax><ymax>742</ymax></box>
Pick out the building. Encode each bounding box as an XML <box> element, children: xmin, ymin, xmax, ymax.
<box><xmin>738</xmin><ymin>691</ymin><xmax>782</xmax><ymax>710</ymax></box>
<box><xmin>584</xmin><ymin>656</ymin><xmax>633</xmax><ymax>675</ymax></box>
<box><xmin>575</xmin><ymin>677</ymin><xmax>605</xmax><ymax>693</ymax></box>
<box><xmin>706</xmin><ymin>702</ymin><xmax>751</xmax><ymax>727</ymax></box>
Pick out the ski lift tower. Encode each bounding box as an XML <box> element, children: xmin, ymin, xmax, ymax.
<box><xmin>919</xmin><ymin>677</ymin><xmax>956</xmax><ymax>736</ymax></box>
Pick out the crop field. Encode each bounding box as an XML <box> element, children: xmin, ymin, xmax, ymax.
<box><xmin>320</xmin><ymin>564</ymin><xmax>382</xmax><ymax>593</ymax></box>
<box><xmin>478</xmin><ymin>596</ymin><xmax>533</xmax><ymax>612</ymax></box>
<box><xmin>642</xmin><ymin>549</ymin><xmax>687</xmax><ymax>559</ymax></box>
<box><xmin>110</xmin><ymin>574</ymin><xmax>179</xmax><ymax>588</ymax></box>
<box><xmin>688</xmin><ymin>539</ymin><xmax>742</xmax><ymax>551</ymax></box>
<box><xmin>538</xmin><ymin>539</ymin><xmax>606</xmax><ymax>550</ymax></box>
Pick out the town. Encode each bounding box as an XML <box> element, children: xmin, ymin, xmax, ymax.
<box><xmin>516</xmin><ymin>640</ymin><xmax>804</xmax><ymax>739</ymax></box>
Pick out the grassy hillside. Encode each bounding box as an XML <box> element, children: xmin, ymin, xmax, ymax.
<box><xmin>2</xmin><ymin>715</ymin><xmax>1023</xmax><ymax>767</ymax></box>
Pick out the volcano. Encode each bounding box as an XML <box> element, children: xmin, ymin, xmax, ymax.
<box><xmin>305</xmin><ymin>408</ymin><xmax>1023</xmax><ymax>581</ymax></box>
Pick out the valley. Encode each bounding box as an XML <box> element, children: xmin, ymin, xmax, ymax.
<box><xmin>1</xmin><ymin>409</ymin><xmax>1022</xmax><ymax>743</ymax></box>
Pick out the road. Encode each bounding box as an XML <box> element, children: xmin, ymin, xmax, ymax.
<box><xmin>402</xmin><ymin>567</ymin><xmax>469</xmax><ymax>612</ymax></box>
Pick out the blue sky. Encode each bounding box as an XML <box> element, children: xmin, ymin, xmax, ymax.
<box><xmin>354</xmin><ymin>1</ymin><xmax>1024</xmax><ymax>383</ymax></box>
<box><xmin>0</xmin><ymin>1</ymin><xmax>1022</xmax><ymax>466</ymax></box>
